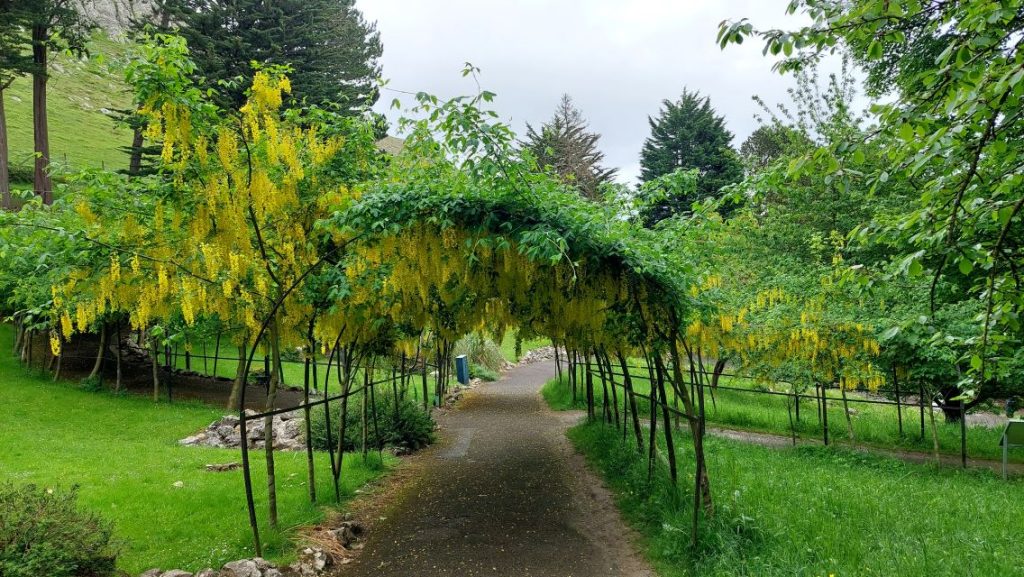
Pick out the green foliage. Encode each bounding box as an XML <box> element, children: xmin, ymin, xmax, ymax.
<box><xmin>308</xmin><ymin>388</ymin><xmax>435</xmax><ymax>453</ymax></box>
<box><xmin>720</xmin><ymin>0</ymin><xmax>1024</xmax><ymax>399</ymax></box>
<box><xmin>0</xmin><ymin>483</ymin><xmax>117</xmax><ymax>577</ymax></box>
<box><xmin>161</xmin><ymin>0</ymin><xmax>382</xmax><ymax>112</ymax></box>
<box><xmin>521</xmin><ymin>94</ymin><xmax>617</xmax><ymax>201</ymax></box>
<box><xmin>639</xmin><ymin>88</ymin><xmax>743</xmax><ymax>223</ymax></box>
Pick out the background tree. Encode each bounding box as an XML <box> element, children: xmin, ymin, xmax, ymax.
<box><xmin>0</xmin><ymin>2</ymin><xmax>32</xmax><ymax>209</ymax></box>
<box><xmin>162</xmin><ymin>0</ymin><xmax>382</xmax><ymax>112</ymax></box>
<box><xmin>720</xmin><ymin>0</ymin><xmax>1024</xmax><ymax>413</ymax></box>
<box><xmin>639</xmin><ymin>89</ymin><xmax>742</xmax><ymax>223</ymax></box>
<box><xmin>522</xmin><ymin>94</ymin><xmax>617</xmax><ymax>201</ymax></box>
<box><xmin>11</xmin><ymin>0</ymin><xmax>94</xmax><ymax>204</ymax></box>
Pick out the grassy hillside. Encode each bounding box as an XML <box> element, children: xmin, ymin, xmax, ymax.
<box><xmin>5</xmin><ymin>34</ymin><xmax>132</xmax><ymax>181</ymax></box>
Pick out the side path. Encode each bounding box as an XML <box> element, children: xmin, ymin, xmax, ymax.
<box><xmin>344</xmin><ymin>361</ymin><xmax>654</xmax><ymax>577</ymax></box>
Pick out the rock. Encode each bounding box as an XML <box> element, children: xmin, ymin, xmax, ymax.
<box><xmin>161</xmin><ymin>570</ymin><xmax>194</xmax><ymax>577</ymax></box>
<box><xmin>172</xmin><ymin>481</ymin><xmax>184</xmax><ymax>489</ymax></box>
<box><xmin>331</xmin><ymin>525</ymin><xmax>355</xmax><ymax>547</ymax></box>
<box><xmin>140</xmin><ymin>570</ymin><xmax>162</xmax><ymax>577</ymax></box>
<box><xmin>221</xmin><ymin>557</ymin><xmax>279</xmax><ymax>577</ymax></box>
<box><xmin>204</xmin><ymin>462</ymin><xmax>240</xmax><ymax>472</ymax></box>
<box><xmin>181</xmin><ymin>411</ymin><xmax>305</xmax><ymax>451</ymax></box>
<box><xmin>195</xmin><ymin>570</ymin><xmax>219</xmax><ymax>577</ymax></box>
<box><xmin>289</xmin><ymin>547</ymin><xmax>331</xmax><ymax>576</ymax></box>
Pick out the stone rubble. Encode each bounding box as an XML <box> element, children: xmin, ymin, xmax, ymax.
<box><xmin>518</xmin><ymin>345</ymin><xmax>566</xmax><ymax>365</ymax></box>
<box><xmin>139</xmin><ymin>545</ymin><xmax>346</xmax><ymax>577</ymax></box>
<box><xmin>179</xmin><ymin>411</ymin><xmax>305</xmax><ymax>451</ymax></box>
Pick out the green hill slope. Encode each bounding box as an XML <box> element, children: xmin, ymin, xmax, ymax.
<box><xmin>5</xmin><ymin>35</ymin><xmax>132</xmax><ymax>181</ymax></box>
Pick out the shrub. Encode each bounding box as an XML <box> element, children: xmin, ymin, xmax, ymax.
<box><xmin>0</xmin><ymin>484</ymin><xmax>117</xmax><ymax>577</ymax></box>
<box><xmin>454</xmin><ymin>332</ymin><xmax>506</xmax><ymax>372</ymax></box>
<box><xmin>309</xmin><ymin>388</ymin><xmax>435</xmax><ymax>453</ymax></box>
<box><xmin>469</xmin><ymin>363</ymin><xmax>500</xmax><ymax>381</ymax></box>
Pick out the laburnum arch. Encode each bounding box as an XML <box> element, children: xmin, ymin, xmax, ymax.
<box><xmin>40</xmin><ymin>43</ymin><xmax>880</xmax><ymax>555</ymax></box>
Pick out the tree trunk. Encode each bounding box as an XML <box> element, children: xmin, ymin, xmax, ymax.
<box><xmin>668</xmin><ymin>338</ymin><xmax>712</xmax><ymax>516</ymax></box>
<box><xmin>0</xmin><ymin>86</ymin><xmax>11</xmax><ymax>209</ymax></box>
<box><xmin>228</xmin><ymin>345</ymin><xmax>247</xmax><ymax>410</ymax></box>
<box><xmin>88</xmin><ymin>323</ymin><xmax>107</xmax><ymax>382</ymax></box>
<box><xmin>265</xmin><ymin>317</ymin><xmax>282</xmax><ymax>528</ymax></box>
<box><xmin>114</xmin><ymin>322</ymin><xmax>122</xmax><ymax>392</ymax></box>
<box><xmin>31</xmin><ymin>25</ymin><xmax>53</xmax><ymax>205</ymax></box>
<box><xmin>151</xmin><ymin>334</ymin><xmax>161</xmax><ymax>402</ymax></box>
<box><xmin>128</xmin><ymin>125</ymin><xmax>144</xmax><ymax>176</ymax></box>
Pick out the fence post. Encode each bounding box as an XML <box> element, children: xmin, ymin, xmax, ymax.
<box><xmin>820</xmin><ymin>383</ymin><xmax>829</xmax><ymax>446</ymax></box>
<box><xmin>919</xmin><ymin>384</ymin><xmax>926</xmax><ymax>440</ymax></box>
<box><xmin>960</xmin><ymin>399</ymin><xmax>967</xmax><ymax>468</ymax></box>
<box><xmin>893</xmin><ymin>365</ymin><xmax>903</xmax><ymax>436</ymax></box>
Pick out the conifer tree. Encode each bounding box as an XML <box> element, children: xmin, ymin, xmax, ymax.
<box><xmin>162</xmin><ymin>0</ymin><xmax>382</xmax><ymax>112</ymax></box>
<box><xmin>523</xmin><ymin>94</ymin><xmax>617</xmax><ymax>201</ymax></box>
<box><xmin>639</xmin><ymin>89</ymin><xmax>742</xmax><ymax>222</ymax></box>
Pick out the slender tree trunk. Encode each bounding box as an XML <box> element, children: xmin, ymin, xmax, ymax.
<box><xmin>114</xmin><ymin>322</ymin><xmax>122</xmax><ymax>392</ymax></box>
<box><xmin>32</xmin><ymin>25</ymin><xmax>53</xmax><ymax>205</ymax></box>
<box><xmin>128</xmin><ymin>125</ymin><xmax>144</xmax><ymax>176</ymax></box>
<box><xmin>668</xmin><ymin>338</ymin><xmax>712</xmax><ymax>515</ymax></box>
<box><xmin>151</xmin><ymin>334</ymin><xmax>161</xmax><ymax>402</ymax></box>
<box><xmin>0</xmin><ymin>86</ymin><xmax>11</xmax><ymax>210</ymax></box>
<box><xmin>265</xmin><ymin>317</ymin><xmax>282</xmax><ymax>528</ymax></box>
<box><xmin>88</xmin><ymin>323</ymin><xmax>107</xmax><ymax>382</ymax></box>
<box><xmin>228</xmin><ymin>345</ymin><xmax>246</xmax><ymax>410</ymax></box>
<box><xmin>617</xmin><ymin>352</ymin><xmax>644</xmax><ymax>454</ymax></box>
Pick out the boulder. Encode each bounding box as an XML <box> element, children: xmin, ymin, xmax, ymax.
<box><xmin>140</xmin><ymin>570</ymin><xmax>162</xmax><ymax>577</ymax></box>
<box><xmin>221</xmin><ymin>558</ymin><xmax>280</xmax><ymax>577</ymax></box>
<box><xmin>161</xmin><ymin>571</ymin><xmax>194</xmax><ymax>577</ymax></box>
<box><xmin>289</xmin><ymin>547</ymin><xmax>330</xmax><ymax>576</ymax></box>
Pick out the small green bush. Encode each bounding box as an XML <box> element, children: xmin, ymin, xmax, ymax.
<box><xmin>469</xmin><ymin>363</ymin><xmax>500</xmax><ymax>381</ymax></box>
<box><xmin>455</xmin><ymin>332</ymin><xmax>506</xmax><ymax>372</ymax></box>
<box><xmin>309</xmin><ymin>388</ymin><xmax>435</xmax><ymax>453</ymax></box>
<box><xmin>0</xmin><ymin>484</ymin><xmax>117</xmax><ymax>577</ymax></box>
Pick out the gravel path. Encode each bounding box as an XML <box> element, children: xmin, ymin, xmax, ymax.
<box><xmin>344</xmin><ymin>361</ymin><xmax>654</xmax><ymax>577</ymax></box>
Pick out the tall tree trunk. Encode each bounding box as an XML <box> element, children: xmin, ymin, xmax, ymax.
<box><xmin>265</xmin><ymin>317</ymin><xmax>282</xmax><ymax>528</ymax></box>
<box><xmin>228</xmin><ymin>345</ymin><xmax>247</xmax><ymax>410</ymax></box>
<box><xmin>128</xmin><ymin>125</ymin><xmax>144</xmax><ymax>176</ymax></box>
<box><xmin>0</xmin><ymin>86</ymin><xmax>11</xmax><ymax>209</ymax></box>
<box><xmin>150</xmin><ymin>333</ymin><xmax>161</xmax><ymax>402</ymax></box>
<box><xmin>31</xmin><ymin>25</ymin><xmax>53</xmax><ymax>205</ymax></box>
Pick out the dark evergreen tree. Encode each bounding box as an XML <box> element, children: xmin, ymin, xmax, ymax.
<box><xmin>639</xmin><ymin>89</ymin><xmax>742</xmax><ymax>222</ymax></box>
<box><xmin>162</xmin><ymin>0</ymin><xmax>382</xmax><ymax>112</ymax></box>
<box><xmin>0</xmin><ymin>0</ymin><xmax>34</xmax><ymax>208</ymax></box>
<box><xmin>523</xmin><ymin>94</ymin><xmax>617</xmax><ymax>201</ymax></box>
<box><xmin>7</xmin><ymin>0</ymin><xmax>94</xmax><ymax>204</ymax></box>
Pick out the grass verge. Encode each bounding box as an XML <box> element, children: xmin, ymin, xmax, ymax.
<box><xmin>559</xmin><ymin>392</ymin><xmax>1024</xmax><ymax>576</ymax></box>
<box><xmin>0</xmin><ymin>324</ymin><xmax>393</xmax><ymax>574</ymax></box>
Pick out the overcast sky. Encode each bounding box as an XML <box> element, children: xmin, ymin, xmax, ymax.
<box><xmin>356</xmin><ymin>1</ymin><xmax>817</xmax><ymax>184</ymax></box>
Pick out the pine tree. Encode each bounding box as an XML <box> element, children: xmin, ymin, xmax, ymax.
<box><xmin>523</xmin><ymin>94</ymin><xmax>617</xmax><ymax>201</ymax></box>
<box><xmin>0</xmin><ymin>2</ymin><xmax>33</xmax><ymax>208</ymax></box>
<box><xmin>8</xmin><ymin>0</ymin><xmax>94</xmax><ymax>205</ymax></box>
<box><xmin>639</xmin><ymin>89</ymin><xmax>742</xmax><ymax>222</ymax></box>
<box><xmin>163</xmin><ymin>0</ymin><xmax>382</xmax><ymax>112</ymax></box>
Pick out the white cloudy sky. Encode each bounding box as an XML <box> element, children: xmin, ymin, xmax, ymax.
<box><xmin>356</xmin><ymin>1</ymin><xmax>815</xmax><ymax>184</ymax></box>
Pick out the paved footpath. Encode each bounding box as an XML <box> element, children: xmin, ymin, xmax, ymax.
<box><xmin>344</xmin><ymin>361</ymin><xmax>654</xmax><ymax>577</ymax></box>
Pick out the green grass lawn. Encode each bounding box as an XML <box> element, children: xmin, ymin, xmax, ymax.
<box><xmin>543</xmin><ymin>366</ymin><xmax>1019</xmax><ymax>463</ymax></box>
<box><xmin>0</xmin><ymin>324</ymin><xmax>393</xmax><ymax>574</ymax></box>
<box><xmin>5</xmin><ymin>34</ymin><xmax>132</xmax><ymax>180</ymax></box>
<box><xmin>561</xmin><ymin>396</ymin><xmax>1024</xmax><ymax>577</ymax></box>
